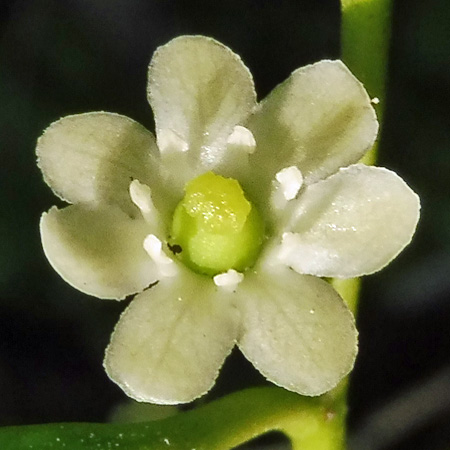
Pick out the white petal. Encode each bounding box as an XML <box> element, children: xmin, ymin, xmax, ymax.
<box><xmin>37</xmin><ymin>112</ymin><xmax>169</xmax><ymax>216</ymax></box>
<box><xmin>104</xmin><ymin>269</ymin><xmax>239</xmax><ymax>404</ymax></box>
<box><xmin>147</xmin><ymin>36</ymin><xmax>256</xmax><ymax>189</ymax></box>
<box><xmin>237</xmin><ymin>265</ymin><xmax>357</xmax><ymax>396</ymax></box>
<box><xmin>245</xmin><ymin>60</ymin><xmax>378</xmax><ymax>201</ymax></box>
<box><xmin>40</xmin><ymin>204</ymin><xmax>158</xmax><ymax>300</ymax></box>
<box><xmin>279</xmin><ymin>164</ymin><xmax>420</xmax><ymax>278</ymax></box>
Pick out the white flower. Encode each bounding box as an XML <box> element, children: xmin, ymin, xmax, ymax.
<box><xmin>37</xmin><ymin>36</ymin><xmax>420</xmax><ymax>404</ymax></box>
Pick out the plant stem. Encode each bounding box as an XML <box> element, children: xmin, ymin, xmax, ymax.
<box><xmin>287</xmin><ymin>1</ymin><xmax>393</xmax><ymax>448</ymax></box>
<box><xmin>341</xmin><ymin>0</ymin><xmax>393</xmax><ymax>165</ymax></box>
<box><xmin>0</xmin><ymin>388</ymin><xmax>329</xmax><ymax>450</ymax></box>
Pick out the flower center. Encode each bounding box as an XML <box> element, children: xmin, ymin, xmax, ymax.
<box><xmin>169</xmin><ymin>171</ymin><xmax>264</xmax><ymax>276</ymax></box>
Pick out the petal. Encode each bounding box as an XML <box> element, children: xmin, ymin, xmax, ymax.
<box><xmin>237</xmin><ymin>265</ymin><xmax>357</xmax><ymax>396</ymax></box>
<box><xmin>245</xmin><ymin>60</ymin><xmax>378</xmax><ymax>200</ymax></box>
<box><xmin>40</xmin><ymin>204</ymin><xmax>158</xmax><ymax>299</ymax></box>
<box><xmin>104</xmin><ymin>269</ymin><xmax>239</xmax><ymax>404</ymax></box>
<box><xmin>279</xmin><ymin>164</ymin><xmax>420</xmax><ymax>278</ymax></box>
<box><xmin>37</xmin><ymin>112</ymin><xmax>168</xmax><ymax>216</ymax></box>
<box><xmin>147</xmin><ymin>36</ymin><xmax>257</xmax><ymax>190</ymax></box>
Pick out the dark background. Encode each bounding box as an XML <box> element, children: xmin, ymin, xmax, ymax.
<box><xmin>1</xmin><ymin>1</ymin><xmax>450</xmax><ymax>449</ymax></box>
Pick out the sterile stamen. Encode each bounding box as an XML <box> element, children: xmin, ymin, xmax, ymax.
<box><xmin>275</xmin><ymin>166</ymin><xmax>303</xmax><ymax>200</ymax></box>
<box><xmin>213</xmin><ymin>269</ymin><xmax>244</xmax><ymax>292</ymax></box>
<box><xmin>277</xmin><ymin>232</ymin><xmax>297</xmax><ymax>262</ymax></box>
<box><xmin>143</xmin><ymin>234</ymin><xmax>177</xmax><ymax>277</ymax></box>
<box><xmin>129</xmin><ymin>180</ymin><xmax>159</xmax><ymax>228</ymax></box>
<box><xmin>130</xmin><ymin>180</ymin><xmax>154</xmax><ymax>214</ymax></box>
<box><xmin>157</xmin><ymin>129</ymin><xmax>189</xmax><ymax>154</ymax></box>
<box><xmin>227</xmin><ymin>126</ymin><xmax>256</xmax><ymax>154</ymax></box>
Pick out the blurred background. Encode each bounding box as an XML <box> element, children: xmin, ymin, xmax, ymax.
<box><xmin>0</xmin><ymin>0</ymin><xmax>449</xmax><ymax>449</ymax></box>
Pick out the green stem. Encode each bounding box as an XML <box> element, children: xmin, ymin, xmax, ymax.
<box><xmin>341</xmin><ymin>0</ymin><xmax>393</xmax><ymax>166</ymax></box>
<box><xmin>0</xmin><ymin>388</ymin><xmax>333</xmax><ymax>450</ymax></box>
<box><xmin>287</xmin><ymin>1</ymin><xmax>393</xmax><ymax>449</ymax></box>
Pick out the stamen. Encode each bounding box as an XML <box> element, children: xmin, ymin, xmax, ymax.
<box><xmin>275</xmin><ymin>166</ymin><xmax>303</xmax><ymax>200</ymax></box>
<box><xmin>277</xmin><ymin>232</ymin><xmax>298</xmax><ymax>262</ymax></box>
<box><xmin>157</xmin><ymin>129</ymin><xmax>189</xmax><ymax>154</ymax></box>
<box><xmin>129</xmin><ymin>180</ymin><xmax>159</xmax><ymax>228</ymax></box>
<box><xmin>227</xmin><ymin>126</ymin><xmax>256</xmax><ymax>154</ymax></box>
<box><xmin>130</xmin><ymin>180</ymin><xmax>154</xmax><ymax>213</ymax></box>
<box><xmin>213</xmin><ymin>269</ymin><xmax>244</xmax><ymax>292</ymax></box>
<box><xmin>143</xmin><ymin>234</ymin><xmax>177</xmax><ymax>277</ymax></box>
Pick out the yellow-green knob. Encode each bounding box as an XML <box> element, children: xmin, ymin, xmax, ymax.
<box><xmin>170</xmin><ymin>171</ymin><xmax>264</xmax><ymax>276</ymax></box>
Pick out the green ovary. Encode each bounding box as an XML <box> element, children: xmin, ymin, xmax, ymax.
<box><xmin>170</xmin><ymin>171</ymin><xmax>265</xmax><ymax>276</ymax></box>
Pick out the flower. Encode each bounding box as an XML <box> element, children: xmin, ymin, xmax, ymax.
<box><xmin>37</xmin><ymin>36</ymin><xmax>420</xmax><ymax>404</ymax></box>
